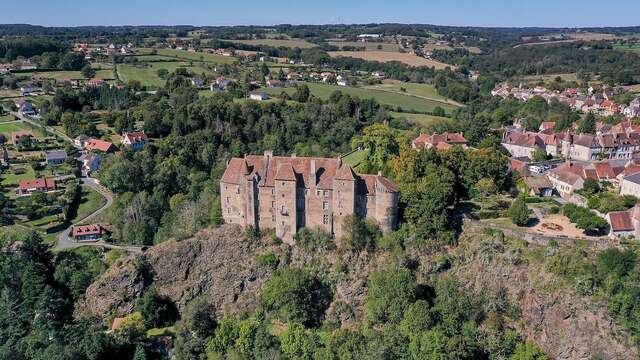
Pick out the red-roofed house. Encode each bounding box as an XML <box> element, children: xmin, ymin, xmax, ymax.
<box><xmin>412</xmin><ymin>132</ymin><xmax>468</xmax><ymax>150</ymax></box>
<box><xmin>220</xmin><ymin>151</ymin><xmax>399</xmax><ymax>243</ymax></box>
<box><xmin>85</xmin><ymin>138</ymin><xmax>117</xmax><ymax>153</ymax></box>
<box><xmin>121</xmin><ymin>131</ymin><xmax>148</xmax><ymax>151</ymax></box>
<box><xmin>17</xmin><ymin>178</ymin><xmax>56</xmax><ymax>196</ymax></box>
<box><xmin>607</xmin><ymin>209</ymin><xmax>636</xmax><ymax>238</ymax></box>
<box><xmin>72</xmin><ymin>224</ymin><xmax>104</xmax><ymax>241</ymax></box>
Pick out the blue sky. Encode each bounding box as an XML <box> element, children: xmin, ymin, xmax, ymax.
<box><xmin>2</xmin><ymin>0</ymin><xmax>639</xmax><ymax>28</ymax></box>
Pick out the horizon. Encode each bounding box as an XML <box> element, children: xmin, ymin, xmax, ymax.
<box><xmin>2</xmin><ymin>0</ymin><xmax>640</xmax><ymax>28</ymax></box>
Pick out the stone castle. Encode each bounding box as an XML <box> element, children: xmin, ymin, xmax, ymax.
<box><xmin>220</xmin><ymin>151</ymin><xmax>399</xmax><ymax>243</ymax></box>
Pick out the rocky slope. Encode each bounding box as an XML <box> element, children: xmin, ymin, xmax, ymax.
<box><xmin>79</xmin><ymin>224</ymin><xmax>637</xmax><ymax>359</ymax></box>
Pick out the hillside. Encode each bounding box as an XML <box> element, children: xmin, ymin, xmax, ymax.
<box><xmin>78</xmin><ymin>224</ymin><xmax>636</xmax><ymax>359</ymax></box>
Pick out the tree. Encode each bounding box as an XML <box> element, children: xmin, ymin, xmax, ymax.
<box><xmin>81</xmin><ymin>64</ymin><xmax>96</xmax><ymax>78</ymax></box>
<box><xmin>293</xmin><ymin>84</ymin><xmax>310</xmax><ymax>103</ymax></box>
<box><xmin>279</xmin><ymin>323</ymin><xmax>318</xmax><ymax>360</ymax></box>
<box><xmin>508</xmin><ymin>195</ymin><xmax>532</xmax><ymax>226</ymax></box>
<box><xmin>509</xmin><ymin>342</ymin><xmax>550</xmax><ymax>360</ymax></box>
<box><xmin>351</xmin><ymin>124</ymin><xmax>399</xmax><ymax>173</ymax></box>
<box><xmin>432</xmin><ymin>106</ymin><xmax>446</xmax><ymax>117</ymax></box>
<box><xmin>340</xmin><ymin>214</ymin><xmax>380</xmax><ymax>252</ymax></box>
<box><xmin>577</xmin><ymin>113</ymin><xmax>596</xmax><ymax>134</ymax></box>
<box><xmin>531</xmin><ymin>148</ymin><xmax>548</xmax><ymax>163</ymax></box>
<box><xmin>137</xmin><ymin>287</ymin><xmax>178</xmax><ymax>328</ymax></box>
<box><xmin>132</xmin><ymin>345</ymin><xmax>147</xmax><ymax>360</ymax></box>
<box><xmin>582</xmin><ymin>178</ymin><xmax>600</xmax><ymax>195</ymax></box>
<box><xmin>366</xmin><ymin>267</ymin><xmax>417</xmax><ymax>324</ymax></box>
<box><xmin>261</xmin><ymin>268</ymin><xmax>331</xmax><ymax>327</ymax></box>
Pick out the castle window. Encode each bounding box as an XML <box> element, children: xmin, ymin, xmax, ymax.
<box><xmin>323</xmin><ymin>190</ymin><xmax>329</xmax><ymax>199</ymax></box>
<box><xmin>282</xmin><ymin>182</ymin><xmax>285</xmax><ymax>186</ymax></box>
<box><xmin>271</xmin><ymin>189</ymin><xmax>275</xmax><ymax>195</ymax></box>
<box><xmin>317</xmin><ymin>190</ymin><xmax>320</xmax><ymax>196</ymax></box>
<box><xmin>323</xmin><ymin>201</ymin><xmax>328</xmax><ymax>210</ymax></box>
<box><xmin>323</xmin><ymin>214</ymin><xmax>329</xmax><ymax>224</ymax></box>
<box><xmin>226</xmin><ymin>197</ymin><xmax>230</xmax><ymax>204</ymax></box>
<box><xmin>272</xmin><ymin>215</ymin><xmax>276</xmax><ymax>222</ymax></box>
<box><xmin>236</xmin><ymin>187</ymin><xmax>240</xmax><ymax>194</ymax></box>
<box><xmin>272</xmin><ymin>201</ymin><xmax>275</xmax><ymax>208</ymax></box>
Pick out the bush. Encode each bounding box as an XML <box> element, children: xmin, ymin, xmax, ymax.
<box><xmin>563</xmin><ymin>204</ymin><xmax>608</xmax><ymax>235</ymax></box>
<box><xmin>256</xmin><ymin>253</ymin><xmax>279</xmax><ymax>269</ymax></box>
<box><xmin>365</xmin><ymin>267</ymin><xmax>417</xmax><ymax>324</ymax></box>
<box><xmin>508</xmin><ymin>196</ymin><xmax>532</xmax><ymax>226</ymax></box>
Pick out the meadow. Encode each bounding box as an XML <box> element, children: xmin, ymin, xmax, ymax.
<box><xmin>328</xmin><ymin>51</ymin><xmax>455</xmax><ymax>69</ymax></box>
<box><xmin>262</xmin><ymin>82</ymin><xmax>458</xmax><ymax>114</ymax></box>
<box><xmin>117</xmin><ymin>62</ymin><xmax>215</xmax><ymax>88</ymax></box>
<box><xmin>389</xmin><ymin>111</ymin><xmax>453</xmax><ymax>128</ymax></box>
<box><xmin>154</xmin><ymin>49</ymin><xmax>237</xmax><ymax>64</ymax></box>
<box><xmin>18</xmin><ymin>69</ymin><xmax>114</xmax><ymax>80</ymax></box>
<box><xmin>229</xmin><ymin>38</ymin><xmax>317</xmax><ymax>49</ymax></box>
<box><xmin>364</xmin><ymin>82</ymin><xmax>462</xmax><ymax>106</ymax></box>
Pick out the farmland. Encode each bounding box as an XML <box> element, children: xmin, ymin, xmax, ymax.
<box><xmin>17</xmin><ymin>69</ymin><xmax>114</xmax><ymax>80</ymax></box>
<box><xmin>613</xmin><ymin>43</ymin><xmax>640</xmax><ymax>53</ymax></box>
<box><xmin>328</xmin><ymin>41</ymin><xmax>400</xmax><ymax>52</ymax></box>
<box><xmin>154</xmin><ymin>48</ymin><xmax>237</xmax><ymax>64</ymax></box>
<box><xmin>364</xmin><ymin>81</ymin><xmax>463</xmax><ymax>107</ymax></box>
<box><xmin>228</xmin><ymin>38</ymin><xmax>317</xmax><ymax>49</ymax></box>
<box><xmin>117</xmin><ymin>62</ymin><xmax>215</xmax><ymax>88</ymax></box>
<box><xmin>262</xmin><ymin>82</ymin><xmax>458</xmax><ymax>114</ymax></box>
<box><xmin>328</xmin><ymin>51</ymin><xmax>455</xmax><ymax>69</ymax></box>
<box><xmin>0</xmin><ymin>121</ymin><xmax>45</xmax><ymax>138</ymax></box>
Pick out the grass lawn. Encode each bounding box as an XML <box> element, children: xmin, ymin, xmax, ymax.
<box><xmin>147</xmin><ymin>326</ymin><xmax>176</xmax><ymax>337</ymax></box>
<box><xmin>342</xmin><ymin>149</ymin><xmax>368</xmax><ymax>168</ymax></box>
<box><xmin>18</xmin><ymin>70</ymin><xmax>115</xmax><ymax>80</ymax></box>
<box><xmin>75</xmin><ymin>186</ymin><xmax>107</xmax><ymax>223</ymax></box>
<box><xmin>364</xmin><ymin>82</ymin><xmax>460</xmax><ymax>106</ymax></box>
<box><xmin>1</xmin><ymin>165</ymin><xmax>36</xmax><ymax>186</ymax></box>
<box><xmin>117</xmin><ymin>62</ymin><xmax>215</xmax><ymax>88</ymax></box>
<box><xmin>390</xmin><ymin>111</ymin><xmax>454</xmax><ymax>128</ymax></box>
<box><xmin>0</xmin><ymin>121</ymin><xmax>46</xmax><ymax>139</ymax></box>
<box><xmin>25</xmin><ymin>214</ymin><xmax>61</xmax><ymax>227</ymax></box>
<box><xmin>613</xmin><ymin>43</ymin><xmax>640</xmax><ymax>53</ymax></box>
<box><xmin>262</xmin><ymin>82</ymin><xmax>458</xmax><ymax>114</ymax></box>
<box><xmin>155</xmin><ymin>49</ymin><xmax>237</xmax><ymax>64</ymax></box>
<box><xmin>229</xmin><ymin>38</ymin><xmax>317</xmax><ymax>49</ymax></box>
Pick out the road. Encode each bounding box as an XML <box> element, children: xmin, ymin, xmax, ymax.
<box><xmin>10</xmin><ymin>111</ymin><xmax>74</xmax><ymax>143</ymax></box>
<box><xmin>55</xmin><ymin>178</ymin><xmax>142</xmax><ymax>253</ymax></box>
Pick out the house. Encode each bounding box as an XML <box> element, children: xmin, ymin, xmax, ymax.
<box><xmin>412</xmin><ymin>132</ymin><xmax>468</xmax><ymax>150</ymax></box>
<box><xmin>337</xmin><ymin>78</ymin><xmax>350</xmax><ymax>86</ymax></box>
<box><xmin>522</xmin><ymin>176</ymin><xmax>554</xmax><ymax>197</ymax></box>
<box><xmin>20</xmin><ymin>85</ymin><xmax>40</xmax><ymax>96</ymax></box>
<box><xmin>372</xmin><ymin>71</ymin><xmax>386</xmax><ymax>78</ymax></box>
<box><xmin>266</xmin><ymin>80</ymin><xmax>283</xmax><ymax>88</ymax></box>
<box><xmin>249</xmin><ymin>92</ymin><xmax>270</xmax><ymax>101</ymax></box>
<box><xmin>85</xmin><ymin>138</ymin><xmax>117</xmax><ymax>153</ymax></box>
<box><xmin>191</xmin><ymin>77</ymin><xmax>205</xmax><ymax>87</ymax></box>
<box><xmin>212</xmin><ymin>77</ymin><xmax>232</xmax><ymax>90</ymax></box>
<box><xmin>606</xmin><ymin>209</ymin><xmax>636</xmax><ymax>238</ymax></box>
<box><xmin>121</xmin><ymin>131</ymin><xmax>148</xmax><ymax>151</ymax></box>
<box><xmin>620</xmin><ymin>172</ymin><xmax>640</xmax><ymax>198</ymax></box>
<box><xmin>16</xmin><ymin>100</ymin><xmax>36</xmax><ymax>116</ymax></box>
<box><xmin>20</xmin><ymin>61</ymin><xmax>37</xmax><ymax>71</ymax></box>
<box><xmin>45</xmin><ymin>150</ymin><xmax>67</xmax><ymax>165</ymax></box>
<box><xmin>17</xmin><ymin>178</ymin><xmax>56</xmax><ymax>196</ymax></box>
<box><xmin>547</xmin><ymin>163</ymin><xmax>586</xmax><ymax>198</ymax></box>
<box><xmin>220</xmin><ymin>151</ymin><xmax>399</xmax><ymax>244</ymax></box>
<box><xmin>539</xmin><ymin>122</ymin><xmax>555</xmax><ymax>132</ymax></box>
<box><xmin>11</xmin><ymin>131</ymin><xmax>34</xmax><ymax>146</ymax></box>
<box><xmin>501</xmin><ymin>131</ymin><xmax>544</xmax><ymax>159</ymax></box>
<box><xmin>286</xmin><ymin>72</ymin><xmax>303</xmax><ymax>81</ymax></box>
<box><xmin>0</xmin><ymin>63</ymin><xmax>13</xmax><ymax>74</ymax></box>
<box><xmin>86</xmin><ymin>79</ymin><xmax>105</xmax><ymax>87</ymax></box>
<box><xmin>74</xmin><ymin>134</ymin><xmax>90</xmax><ymax>148</ymax></box>
<box><xmin>72</xmin><ymin>224</ymin><xmax>104</xmax><ymax>242</ymax></box>
<box><xmin>78</xmin><ymin>153</ymin><xmax>102</xmax><ymax>175</ymax></box>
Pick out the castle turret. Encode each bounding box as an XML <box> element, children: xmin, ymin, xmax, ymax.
<box><xmin>332</xmin><ymin>163</ymin><xmax>356</xmax><ymax>240</ymax></box>
<box><xmin>374</xmin><ymin>175</ymin><xmax>399</xmax><ymax>232</ymax></box>
<box><xmin>274</xmin><ymin>163</ymin><xmax>297</xmax><ymax>244</ymax></box>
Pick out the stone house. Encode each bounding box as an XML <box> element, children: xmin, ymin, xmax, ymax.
<box><xmin>220</xmin><ymin>152</ymin><xmax>399</xmax><ymax>244</ymax></box>
<box><xmin>620</xmin><ymin>172</ymin><xmax>640</xmax><ymax>198</ymax></box>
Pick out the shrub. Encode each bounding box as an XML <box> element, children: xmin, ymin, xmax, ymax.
<box><xmin>562</xmin><ymin>204</ymin><xmax>608</xmax><ymax>235</ymax></box>
<box><xmin>508</xmin><ymin>196</ymin><xmax>532</xmax><ymax>226</ymax></box>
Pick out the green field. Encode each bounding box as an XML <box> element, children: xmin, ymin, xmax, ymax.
<box><xmin>364</xmin><ymin>82</ymin><xmax>458</xmax><ymax>105</ymax></box>
<box><xmin>342</xmin><ymin>149</ymin><xmax>368</xmax><ymax>168</ymax></box>
<box><xmin>613</xmin><ymin>43</ymin><xmax>640</xmax><ymax>52</ymax></box>
<box><xmin>1</xmin><ymin>165</ymin><xmax>36</xmax><ymax>186</ymax></box>
<box><xmin>75</xmin><ymin>186</ymin><xmax>107</xmax><ymax>223</ymax></box>
<box><xmin>229</xmin><ymin>38</ymin><xmax>317</xmax><ymax>49</ymax></box>
<box><xmin>390</xmin><ymin>111</ymin><xmax>453</xmax><ymax>128</ymax></box>
<box><xmin>0</xmin><ymin>121</ymin><xmax>46</xmax><ymax>139</ymax></box>
<box><xmin>117</xmin><ymin>62</ymin><xmax>215</xmax><ymax>88</ymax></box>
<box><xmin>262</xmin><ymin>82</ymin><xmax>458</xmax><ymax>114</ymax></box>
<box><xmin>155</xmin><ymin>49</ymin><xmax>237</xmax><ymax>64</ymax></box>
<box><xmin>17</xmin><ymin>69</ymin><xmax>114</xmax><ymax>80</ymax></box>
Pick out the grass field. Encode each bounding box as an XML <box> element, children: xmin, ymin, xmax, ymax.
<box><xmin>19</xmin><ymin>70</ymin><xmax>114</xmax><ymax>80</ymax></box>
<box><xmin>328</xmin><ymin>51</ymin><xmax>455</xmax><ymax>69</ymax></box>
<box><xmin>75</xmin><ymin>186</ymin><xmax>107</xmax><ymax>223</ymax></box>
<box><xmin>328</xmin><ymin>41</ymin><xmax>399</xmax><ymax>52</ymax></box>
<box><xmin>613</xmin><ymin>43</ymin><xmax>640</xmax><ymax>53</ymax></box>
<box><xmin>390</xmin><ymin>111</ymin><xmax>453</xmax><ymax>128</ymax></box>
<box><xmin>1</xmin><ymin>165</ymin><xmax>36</xmax><ymax>186</ymax></box>
<box><xmin>0</xmin><ymin>121</ymin><xmax>46</xmax><ymax>139</ymax></box>
<box><xmin>519</xmin><ymin>73</ymin><xmax>579</xmax><ymax>83</ymax></box>
<box><xmin>262</xmin><ymin>82</ymin><xmax>458</xmax><ymax>114</ymax></box>
<box><xmin>0</xmin><ymin>113</ymin><xmax>15</xmax><ymax>122</ymax></box>
<box><xmin>155</xmin><ymin>49</ymin><xmax>237</xmax><ymax>64</ymax></box>
<box><xmin>364</xmin><ymin>82</ymin><xmax>462</xmax><ymax>106</ymax></box>
<box><xmin>229</xmin><ymin>38</ymin><xmax>317</xmax><ymax>49</ymax></box>
<box><xmin>342</xmin><ymin>149</ymin><xmax>368</xmax><ymax>168</ymax></box>
<box><xmin>117</xmin><ymin>62</ymin><xmax>215</xmax><ymax>88</ymax></box>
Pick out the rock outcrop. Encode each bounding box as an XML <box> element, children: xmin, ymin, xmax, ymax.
<box><xmin>77</xmin><ymin>225</ymin><xmax>273</xmax><ymax>319</ymax></box>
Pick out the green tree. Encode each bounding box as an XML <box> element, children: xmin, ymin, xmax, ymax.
<box><xmin>261</xmin><ymin>268</ymin><xmax>331</xmax><ymax>327</ymax></box>
<box><xmin>508</xmin><ymin>195</ymin><xmax>532</xmax><ymax>226</ymax></box>
<box><xmin>351</xmin><ymin>124</ymin><xmax>399</xmax><ymax>172</ymax></box>
<box><xmin>531</xmin><ymin>148</ymin><xmax>548</xmax><ymax>162</ymax></box>
<box><xmin>366</xmin><ymin>267</ymin><xmax>417</xmax><ymax>324</ymax></box>
<box><xmin>81</xmin><ymin>64</ymin><xmax>96</xmax><ymax>78</ymax></box>
<box><xmin>509</xmin><ymin>342</ymin><xmax>550</xmax><ymax>360</ymax></box>
<box><xmin>577</xmin><ymin>113</ymin><xmax>596</xmax><ymax>134</ymax></box>
<box><xmin>137</xmin><ymin>287</ymin><xmax>178</xmax><ymax>328</ymax></box>
<box><xmin>279</xmin><ymin>323</ymin><xmax>318</xmax><ymax>360</ymax></box>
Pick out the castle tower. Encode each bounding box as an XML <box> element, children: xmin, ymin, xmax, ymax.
<box><xmin>274</xmin><ymin>163</ymin><xmax>297</xmax><ymax>244</ymax></box>
<box><xmin>332</xmin><ymin>163</ymin><xmax>356</xmax><ymax>240</ymax></box>
<box><xmin>374</xmin><ymin>176</ymin><xmax>399</xmax><ymax>232</ymax></box>
<box><xmin>240</xmin><ymin>159</ymin><xmax>259</xmax><ymax>229</ymax></box>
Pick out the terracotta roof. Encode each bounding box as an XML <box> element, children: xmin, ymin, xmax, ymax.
<box><xmin>540</xmin><ymin>121</ymin><xmax>555</xmax><ymax>130</ymax></box>
<box><xmin>85</xmin><ymin>138</ymin><xmax>116</xmax><ymax>152</ymax></box>
<box><xmin>122</xmin><ymin>131</ymin><xmax>147</xmax><ymax>144</ymax></box>
<box><xmin>573</xmin><ymin>134</ymin><xmax>597</xmax><ymax>148</ymax></box>
<box><xmin>609</xmin><ymin>210</ymin><xmax>634</xmax><ymax>232</ymax></box>
<box><xmin>413</xmin><ymin>132</ymin><xmax>467</xmax><ymax>148</ymax></box>
<box><xmin>502</xmin><ymin>131</ymin><xmax>543</xmax><ymax>148</ymax></box>
<box><xmin>221</xmin><ymin>154</ymin><xmax>398</xmax><ymax>194</ymax></box>
<box><xmin>593</xmin><ymin>163</ymin><xmax>617</xmax><ymax>179</ymax></box>
<box><xmin>72</xmin><ymin>224</ymin><xmax>102</xmax><ymax>237</ymax></box>
<box><xmin>18</xmin><ymin>178</ymin><xmax>55</xmax><ymax>191</ymax></box>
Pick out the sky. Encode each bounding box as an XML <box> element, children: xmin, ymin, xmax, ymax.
<box><xmin>1</xmin><ymin>0</ymin><xmax>640</xmax><ymax>28</ymax></box>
